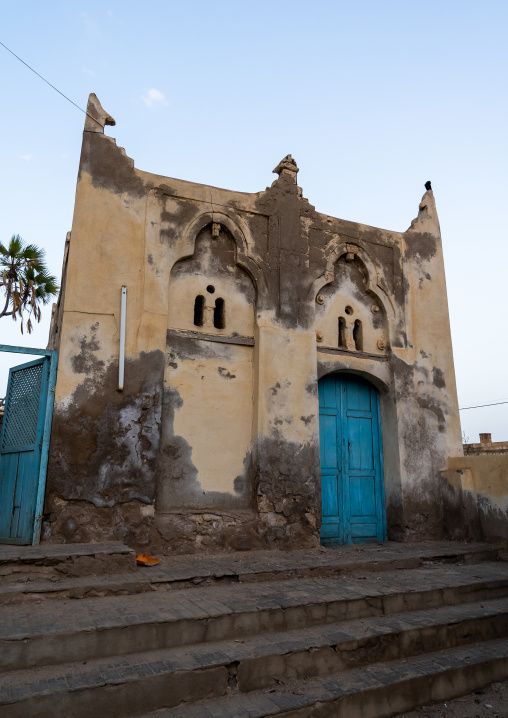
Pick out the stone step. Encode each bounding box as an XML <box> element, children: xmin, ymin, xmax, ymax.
<box><xmin>144</xmin><ymin>541</ymin><xmax>504</xmax><ymax>588</ymax></box>
<box><xmin>0</xmin><ymin>542</ymin><xmax>136</xmax><ymax>585</ymax></box>
<box><xmin>0</xmin><ymin>540</ymin><xmax>502</xmax><ymax>605</ymax></box>
<box><xmin>0</xmin><ymin>571</ymin><xmax>154</xmax><ymax>606</ymax></box>
<box><xmin>1</xmin><ymin>562</ymin><xmax>507</xmax><ymax>672</ymax></box>
<box><xmin>0</xmin><ymin>598</ymin><xmax>507</xmax><ymax>718</ymax></box>
<box><xmin>163</xmin><ymin>639</ymin><xmax>508</xmax><ymax>718</ymax></box>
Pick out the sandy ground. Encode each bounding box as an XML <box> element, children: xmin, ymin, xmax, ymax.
<box><xmin>395</xmin><ymin>680</ymin><xmax>508</xmax><ymax>718</ymax></box>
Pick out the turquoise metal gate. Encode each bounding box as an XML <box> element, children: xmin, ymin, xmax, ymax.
<box><xmin>0</xmin><ymin>345</ymin><xmax>58</xmax><ymax>545</ymax></box>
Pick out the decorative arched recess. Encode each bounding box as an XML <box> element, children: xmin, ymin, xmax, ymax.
<box><xmin>170</xmin><ymin>211</ymin><xmax>268</xmax><ymax>302</ymax></box>
<box><xmin>308</xmin><ymin>236</ymin><xmax>395</xmax><ymax>319</ymax></box>
<box><xmin>160</xmin><ymin>212</ymin><xmax>261</xmax><ymax>512</ymax></box>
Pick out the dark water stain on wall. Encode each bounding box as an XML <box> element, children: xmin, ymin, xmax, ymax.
<box><xmin>47</xmin><ymin>349</ymin><xmax>165</xmax><ymax>509</ymax></box>
<box><xmin>404</xmin><ymin>231</ymin><xmax>438</xmax><ymax>265</ymax></box>
<box><xmin>432</xmin><ymin>367</ymin><xmax>446</xmax><ymax>389</ymax></box>
<box><xmin>44</xmin><ymin>349</ymin><xmax>165</xmax><ymax>547</ymax></box>
<box><xmin>80</xmin><ymin>133</ymin><xmax>146</xmax><ymax>198</ymax></box>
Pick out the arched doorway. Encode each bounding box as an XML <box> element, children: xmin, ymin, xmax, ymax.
<box><xmin>319</xmin><ymin>373</ymin><xmax>386</xmax><ymax>545</ymax></box>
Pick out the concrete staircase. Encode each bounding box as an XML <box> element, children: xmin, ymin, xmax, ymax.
<box><xmin>0</xmin><ymin>541</ymin><xmax>507</xmax><ymax>717</ymax></box>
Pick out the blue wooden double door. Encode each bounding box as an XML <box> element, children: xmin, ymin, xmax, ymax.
<box><xmin>0</xmin><ymin>357</ymin><xmax>51</xmax><ymax>544</ymax></box>
<box><xmin>319</xmin><ymin>373</ymin><xmax>386</xmax><ymax>545</ymax></box>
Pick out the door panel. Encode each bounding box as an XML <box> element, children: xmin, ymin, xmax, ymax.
<box><xmin>0</xmin><ymin>357</ymin><xmax>50</xmax><ymax>544</ymax></box>
<box><xmin>321</xmin><ymin>474</ymin><xmax>340</xmax><ymax>517</ymax></box>
<box><xmin>319</xmin><ymin>373</ymin><xmax>386</xmax><ymax>545</ymax></box>
<box><xmin>350</xmin><ymin>476</ymin><xmax>376</xmax><ymax>517</ymax></box>
<box><xmin>351</xmin><ymin>523</ymin><xmax>377</xmax><ymax>538</ymax></box>
<box><xmin>319</xmin><ymin>405</ymin><xmax>342</xmax><ymax>541</ymax></box>
<box><xmin>320</xmin><ymin>377</ymin><xmax>338</xmax><ymax>408</ymax></box>
<box><xmin>347</xmin><ymin>417</ymin><xmax>374</xmax><ymax>470</ymax></box>
<box><xmin>346</xmin><ymin>379</ymin><xmax>371</xmax><ymax>412</ymax></box>
<box><xmin>319</xmin><ymin>411</ymin><xmax>338</xmax><ymax>468</ymax></box>
<box><xmin>0</xmin><ymin>453</ymin><xmax>19</xmax><ymax>537</ymax></box>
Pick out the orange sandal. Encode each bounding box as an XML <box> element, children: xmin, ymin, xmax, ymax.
<box><xmin>136</xmin><ymin>553</ymin><xmax>160</xmax><ymax>566</ymax></box>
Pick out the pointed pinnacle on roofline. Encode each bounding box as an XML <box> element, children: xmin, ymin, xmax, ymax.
<box><xmin>273</xmin><ymin>154</ymin><xmax>299</xmax><ymax>182</ymax></box>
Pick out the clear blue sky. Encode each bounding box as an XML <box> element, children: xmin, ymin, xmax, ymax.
<box><xmin>1</xmin><ymin>0</ymin><xmax>507</xmax><ymax>440</ymax></box>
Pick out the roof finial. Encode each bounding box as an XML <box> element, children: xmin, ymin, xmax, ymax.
<box><xmin>85</xmin><ymin>93</ymin><xmax>116</xmax><ymax>133</ymax></box>
<box><xmin>273</xmin><ymin>154</ymin><xmax>299</xmax><ymax>183</ymax></box>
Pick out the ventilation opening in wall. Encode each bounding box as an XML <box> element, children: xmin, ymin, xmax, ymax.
<box><xmin>338</xmin><ymin>317</ymin><xmax>346</xmax><ymax>348</ymax></box>
<box><xmin>353</xmin><ymin>319</ymin><xmax>363</xmax><ymax>351</ymax></box>
<box><xmin>214</xmin><ymin>298</ymin><xmax>225</xmax><ymax>329</ymax></box>
<box><xmin>194</xmin><ymin>295</ymin><xmax>204</xmax><ymax>326</ymax></box>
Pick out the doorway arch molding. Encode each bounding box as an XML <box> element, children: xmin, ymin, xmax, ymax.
<box><xmin>316</xmin><ymin>362</ymin><xmax>392</xmax><ymax>395</ymax></box>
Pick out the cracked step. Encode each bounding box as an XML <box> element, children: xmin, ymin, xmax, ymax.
<box><xmin>162</xmin><ymin>639</ymin><xmax>508</xmax><ymax>718</ymax></box>
<box><xmin>1</xmin><ymin>562</ymin><xmax>507</xmax><ymax>673</ymax></box>
<box><xmin>0</xmin><ymin>541</ymin><xmax>502</xmax><ymax>605</ymax></box>
<box><xmin>0</xmin><ymin>599</ymin><xmax>507</xmax><ymax>718</ymax></box>
<box><xmin>0</xmin><ymin>541</ymin><xmax>136</xmax><ymax>585</ymax></box>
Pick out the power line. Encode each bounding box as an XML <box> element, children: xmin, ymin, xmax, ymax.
<box><xmin>0</xmin><ymin>39</ymin><xmax>101</xmax><ymax>127</ymax></box>
<box><xmin>460</xmin><ymin>400</ymin><xmax>508</xmax><ymax>411</ymax></box>
<box><xmin>1</xmin><ymin>37</ymin><xmax>507</xmax><ymax>416</ymax></box>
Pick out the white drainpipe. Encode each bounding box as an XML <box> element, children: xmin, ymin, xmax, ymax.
<box><xmin>118</xmin><ymin>286</ymin><xmax>127</xmax><ymax>390</ymax></box>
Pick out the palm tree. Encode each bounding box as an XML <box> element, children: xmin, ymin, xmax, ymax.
<box><xmin>0</xmin><ymin>235</ymin><xmax>59</xmax><ymax>334</ymax></box>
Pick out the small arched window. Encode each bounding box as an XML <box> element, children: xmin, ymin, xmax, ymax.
<box><xmin>353</xmin><ymin>319</ymin><xmax>363</xmax><ymax>351</ymax></box>
<box><xmin>213</xmin><ymin>298</ymin><xmax>225</xmax><ymax>329</ymax></box>
<box><xmin>338</xmin><ymin>317</ymin><xmax>346</xmax><ymax>348</ymax></box>
<box><xmin>194</xmin><ymin>295</ymin><xmax>204</xmax><ymax>326</ymax></box>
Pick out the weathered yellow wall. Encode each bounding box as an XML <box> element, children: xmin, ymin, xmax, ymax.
<box><xmin>448</xmin><ymin>454</ymin><xmax>508</xmax><ymax>499</ymax></box>
<box><xmin>45</xmin><ymin>94</ymin><xmax>467</xmax><ymax>550</ymax></box>
<box><xmin>390</xmin><ymin>192</ymin><xmax>463</xmax><ymax>539</ymax></box>
<box><xmin>160</xmin><ymin>343</ymin><xmax>254</xmax><ymax>498</ymax></box>
<box><xmin>444</xmin><ymin>454</ymin><xmax>508</xmax><ymax>540</ymax></box>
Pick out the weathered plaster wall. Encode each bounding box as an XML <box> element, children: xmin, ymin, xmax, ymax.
<box><xmin>392</xmin><ymin>192</ymin><xmax>464</xmax><ymax>540</ymax></box>
<box><xmin>44</xmin><ymin>94</ymin><xmax>464</xmax><ymax>551</ymax></box>
<box><xmin>45</xmin><ymin>97</ymin><xmax>167</xmax><ymax>547</ymax></box>
<box><xmin>159</xmin><ymin>337</ymin><xmax>254</xmax><ymax>505</ymax></box>
<box><xmin>443</xmin><ymin>454</ymin><xmax>508</xmax><ymax>542</ymax></box>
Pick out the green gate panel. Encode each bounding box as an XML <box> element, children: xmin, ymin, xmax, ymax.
<box><xmin>0</xmin><ymin>357</ymin><xmax>50</xmax><ymax>544</ymax></box>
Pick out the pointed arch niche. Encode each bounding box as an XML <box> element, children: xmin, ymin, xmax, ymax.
<box><xmin>315</xmin><ymin>248</ymin><xmax>389</xmax><ymax>356</ymax></box>
<box><xmin>168</xmin><ymin>222</ymin><xmax>256</xmax><ymax>337</ymax></box>
<box><xmin>159</xmin><ymin>221</ymin><xmax>257</xmax><ymax>514</ymax></box>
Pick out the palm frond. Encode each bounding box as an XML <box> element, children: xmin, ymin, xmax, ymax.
<box><xmin>1</xmin><ymin>234</ymin><xmax>59</xmax><ymax>330</ymax></box>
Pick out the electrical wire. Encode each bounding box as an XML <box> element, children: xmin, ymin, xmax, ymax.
<box><xmin>0</xmin><ymin>39</ymin><xmax>101</xmax><ymax>127</ymax></box>
<box><xmin>459</xmin><ymin>400</ymin><xmax>508</xmax><ymax>411</ymax></box>
<box><xmin>1</xmin><ymin>42</ymin><xmax>507</xmax><ymax>414</ymax></box>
